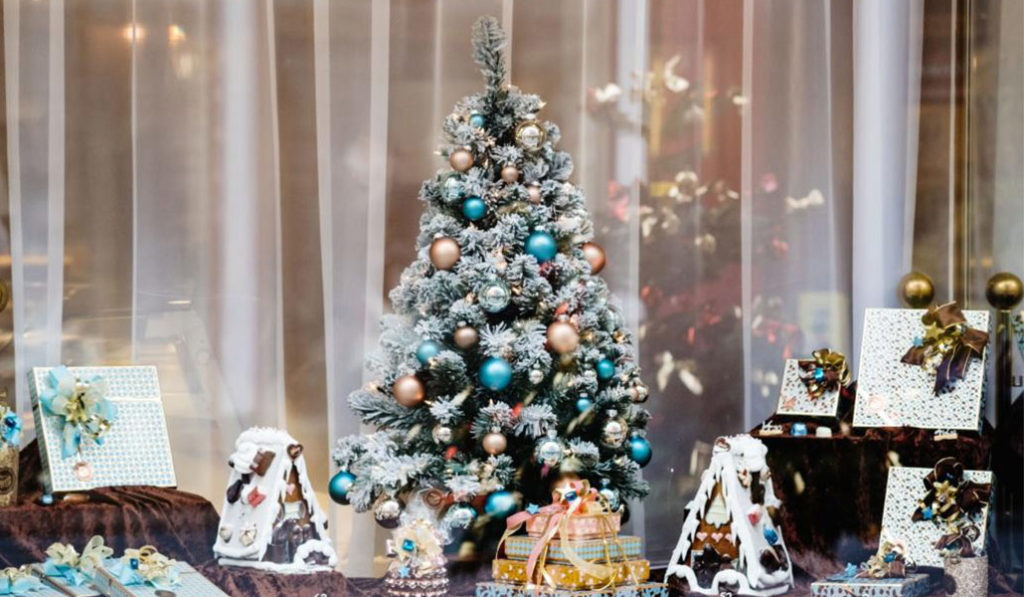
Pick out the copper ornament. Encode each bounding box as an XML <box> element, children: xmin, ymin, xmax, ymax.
<box><xmin>582</xmin><ymin>242</ymin><xmax>606</xmax><ymax>274</ymax></box>
<box><xmin>393</xmin><ymin>374</ymin><xmax>425</xmax><ymax>407</ymax></box>
<box><xmin>449</xmin><ymin>148</ymin><xmax>473</xmax><ymax>172</ymax></box>
<box><xmin>429</xmin><ymin>237</ymin><xmax>461</xmax><ymax>270</ymax></box>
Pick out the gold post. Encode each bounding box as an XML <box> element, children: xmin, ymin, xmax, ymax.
<box><xmin>898</xmin><ymin>271</ymin><xmax>935</xmax><ymax>309</ymax></box>
<box><xmin>985</xmin><ymin>272</ymin><xmax>1023</xmax><ymax>426</ymax></box>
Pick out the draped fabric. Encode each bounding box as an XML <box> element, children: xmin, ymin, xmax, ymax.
<box><xmin>0</xmin><ymin>0</ymin><xmax>1019</xmax><ymax>578</ymax></box>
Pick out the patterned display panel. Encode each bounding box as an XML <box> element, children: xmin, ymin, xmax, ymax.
<box><xmin>29</xmin><ymin>366</ymin><xmax>176</xmax><ymax>493</ymax></box>
<box><xmin>475</xmin><ymin>581</ymin><xmax>668</xmax><ymax>597</ymax></box>
<box><xmin>853</xmin><ymin>309</ymin><xmax>988</xmax><ymax>431</ymax></box>
<box><xmin>775</xmin><ymin>359</ymin><xmax>840</xmax><ymax>417</ymax></box>
<box><xmin>880</xmin><ymin>467</ymin><xmax>993</xmax><ymax>568</ymax></box>
<box><xmin>94</xmin><ymin>565</ymin><xmax>230</xmax><ymax>597</ymax></box>
<box><xmin>810</xmin><ymin>573</ymin><xmax>931</xmax><ymax>597</ymax></box>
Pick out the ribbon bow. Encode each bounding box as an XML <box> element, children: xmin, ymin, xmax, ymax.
<box><xmin>912</xmin><ymin>458</ymin><xmax>990</xmax><ymax>529</ymax></box>
<box><xmin>0</xmin><ymin>405</ymin><xmax>21</xmax><ymax>448</ymax></box>
<box><xmin>901</xmin><ymin>302</ymin><xmax>988</xmax><ymax>395</ymax></box>
<box><xmin>387</xmin><ymin>518</ymin><xmax>446</xmax><ymax>576</ymax></box>
<box><xmin>797</xmin><ymin>349</ymin><xmax>851</xmax><ymax>399</ymax></box>
<box><xmin>104</xmin><ymin>546</ymin><xmax>180</xmax><ymax>590</ymax></box>
<box><xmin>856</xmin><ymin>532</ymin><xmax>910</xmax><ymax>579</ymax></box>
<box><xmin>39</xmin><ymin>366</ymin><xmax>117</xmax><ymax>459</ymax></box>
<box><xmin>43</xmin><ymin>536</ymin><xmax>112</xmax><ymax>587</ymax></box>
<box><xmin>0</xmin><ymin>568</ymin><xmax>42</xmax><ymax>596</ymax></box>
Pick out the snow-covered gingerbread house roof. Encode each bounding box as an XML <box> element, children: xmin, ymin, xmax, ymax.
<box><xmin>667</xmin><ymin>434</ymin><xmax>792</xmax><ymax>596</ymax></box>
<box><xmin>213</xmin><ymin>427</ymin><xmax>337</xmax><ymax>573</ymax></box>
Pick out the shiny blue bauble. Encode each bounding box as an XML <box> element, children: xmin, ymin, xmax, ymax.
<box><xmin>576</xmin><ymin>396</ymin><xmax>594</xmax><ymax>413</ymax></box>
<box><xmin>469</xmin><ymin>113</ymin><xmax>486</xmax><ymax>128</ymax></box>
<box><xmin>480</xmin><ymin>357</ymin><xmax>513</xmax><ymax>391</ymax></box>
<box><xmin>628</xmin><ymin>436</ymin><xmax>652</xmax><ymax>467</ymax></box>
<box><xmin>328</xmin><ymin>470</ymin><xmax>356</xmax><ymax>505</ymax></box>
<box><xmin>484</xmin><ymin>490</ymin><xmax>517</xmax><ymax>518</ymax></box>
<box><xmin>462</xmin><ymin>196</ymin><xmax>486</xmax><ymax>221</ymax></box>
<box><xmin>596</xmin><ymin>358</ymin><xmax>616</xmax><ymax>380</ymax></box>
<box><xmin>525</xmin><ymin>230</ymin><xmax>558</xmax><ymax>263</ymax></box>
<box><xmin>416</xmin><ymin>340</ymin><xmax>442</xmax><ymax>365</ymax></box>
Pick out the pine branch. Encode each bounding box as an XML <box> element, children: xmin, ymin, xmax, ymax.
<box><xmin>472</xmin><ymin>16</ymin><xmax>507</xmax><ymax>94</ymax></box>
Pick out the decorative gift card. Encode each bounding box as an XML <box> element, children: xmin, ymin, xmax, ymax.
<box><xmin>29</xmin><ymin>366</ymin><xmax>176</xmax><ymax>493</ymax></box>
<box><xmin>775</xmin><ymin>350</ymin><xmax>850</xmax><ymax>418</ymax></box>
<box><xmin>880</xmin><ymin>460</ymin><xmax>993</xmax><ymax>568</ymax></box>
<box><xmin>853</xmin><ymin>305</ymin><xmax>989</xmax><ymax>431</ymax></box>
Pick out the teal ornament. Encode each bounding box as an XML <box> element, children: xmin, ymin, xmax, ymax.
<box><xmin>328</xmin><ymin>470</ymin><xmax>356</xmax><ymax>505</ymax></box>
<box><xmin>443</xmin><ymin>176</ymin><xmax>464</xmax><ymax>201</ymax></box>
<box><xmin>480</xmin><ymin>357</ymin><xmax>513</xmax><ymax>391</ymax></box>
<box><xmin>790</xmin><ymin>422</ymin><xmax>808</xmax><ymax>437</ymax></box>
<box><xmin>763</xmin><ymin>527</ymin><xmax>779</xmax><ymax>545</ymax></box>
<box><xmin>479</xmin><ymin>279</ymin><xmax>511</xmax><ymax>313</ymax></box>
<box><xmin>576</xmin><ymin>396</ymin><xmax>593</xmax><ymax>413</ymax></box>
<box><xmin>416</xmin><ymin>340</ymin><xmax>442</xmax><ymax>365</ymax></box>
<box><xmin>629</xmin><ymin>435</ymin><xmax>652</xmax><ymax>467</ymax></box>
<box><xmin>402</xmin><ymin>538</ymin><xmax>415</xmax><ymax>552</ymax></box>
<box><xmin>596</xmin><ymin>358</ymin><xmax>616</xmax><ymax>380</ymax></box>
<box><xmin>469</xmin><ymin>113</ymin><xmax>486</xmax><ymax>128</ymax></box>
<box><xmin>484</xmin><ymin>490</ymin><xmax>516</xmax><ymax>518</ymax></box>
<box><xmin>462</xmin><ymin>196</ymin><xmax>486</xmax><ymax>221</ymax></box>
<box><xmin>525</xmin><ymin>230</ymin><xmax>558</xmax><ymax>263</ymax></box>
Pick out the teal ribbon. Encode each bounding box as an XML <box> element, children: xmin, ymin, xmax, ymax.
<box><xmin>103</xmin><ymin>548</ymin><xmax>180</xmax><ymax>590</ymax></box>
<box><xmin>0</xmin><ymin>568</ymin><xmax>42</xmax><ymax>596</ymax></box>
<box><xmin>39</xmin><ymin>366</ymin><xmax>117</xmax><ymax>459</ymax></box>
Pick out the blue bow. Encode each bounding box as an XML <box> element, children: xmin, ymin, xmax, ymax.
<box><xmin>0</xmin><ymin>568</ymin><xmax>42</xmax><ymax>596</ymax></box>
<box><xmin>39</xmin><ymin>367</ymin><xmax>117</xmax><ymax>459</ymax></box>
<box><xmin>103</xmin><ymin>547</ymin><xmax>180</xmax><ymax>591</ymax></box>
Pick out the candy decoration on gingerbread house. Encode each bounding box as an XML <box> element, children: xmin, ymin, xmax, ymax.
<box><xmin>214</xmin><ymin>427</ymin><xmax>337</xmax><ymax>572</ymax></box>
<box><xmin>666</xmin><ymin>434</ymin><xmax>793</xmax><ymax>596</ymax></box>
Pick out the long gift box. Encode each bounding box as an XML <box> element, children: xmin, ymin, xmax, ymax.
<box><xmin>19</xmin><ymin>565</ymin><xmax>101</xmax><ymax>597</ymax></box>
<box><xmin>526</xmin><ymin>512</ymin><xmax>621</xmax><ymax>540</ymax></box>
<box><xmin>476</xmin><ymin>581</ymin><xmax>668</xmax><ymax>597</ymax></box>
<box><xmin>93</xmin><ymin>563</ymin><xmax>230</xmax><ymax>597</ymax></box>
<box><xmin>492</xmin><ymin>558</ymin><xmax>649</xmax><ymax>590</ymax></box>
<box><xmin>810</xmin><ymin>573</ymin><xmax>932</xmax><ymax>597</ymax></box>
<box><xmin>503</xmin><ymin>535</ymin><xmax>642</xmax><ymax>564</ymax></box>
<box><xmin>0</xmin><ymin>444</ymin><xmax>16</xmax><ymax>507</ymax></box>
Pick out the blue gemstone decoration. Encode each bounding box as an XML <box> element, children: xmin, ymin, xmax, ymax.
<box><xmin>525</xmin><ymin>230</ymin><xmax>558</xmax><ymax>263</ymax></box>
<box><xmin>763</xmin><ymin>527</ymin><xmax>779</xmax><ymax>545</ymax></box>
<box><xmin>791</xmin><ymin>422</ymin><xmax>808</xmax><ymax>437</ymax></box>
<box><xmin>576</xmin><ymin>396</ymin><xmax>594</xmax><ymax>413</ymax></box>
<box><xmin>883</xmin><ymin>551</ymin><xmax>897</xmax><ymax>563</ymax></box>
<box><xmin>416</xmin><ymin>340</ymin><xmax>442</xmax><ymax>366</ymax></box>
<box><xmin>479</xmin><ymin>357</ymin><xmax>513</xmax><ymax>391</ymax></box>
<box><xmin>130</xmin><ymin>558</ymin><xmax>140</xmax><ymax>570</ymax></box>
<box><xmin>596</xmin><ymin>358</ymin><xmax>616</xmax><ymax>380</ymax></box>
<box><xmin>41</xmin><ymin>494</ymin><xmax>54</xmax><ymax>506</ymax></box>
<box><xmin>469</xmin><ymin>113</ymin><xmax>486</xmax><ymax>128</ymax></box>
<box><xmin>328</xmin><ymin>470</ymin><xmax>356</xmax><ymax>505</ymax></box>
<box><xmin>565</xmin><ymin>491</ymin><xmax>578</xmax><ymax>502</ymax></box>
<box><xmin>629</xmin><ymin>436</ymin><xmax>653</xmax><ymax>467</ymax></box>
<box><xmin>526</xmin><ymin>503</ymin><xmax>540</xmax><ymax>515</ymax></box>
<box><xmin>813</xmin><ymin>367</ymin><xmax>825</xmax><ymax>382</ymax></box>
<box><xmin>484</xmin><ymin>490</ymin><xmax>516</xmax><ymax>517</ymax></box>
<box><xmin>462</xmin><ymin>196</ymin><xmax>486</xmax><ymax>221</ymax></box>
<box><xmin>922</xmin><ymin>507</ymin><xmax>934</xmax><ymax>520</ymax></box>
<box><xmin>402</xmin><ymin>538</ymin><xmax>415</xmax><ymax>552</ymax></box>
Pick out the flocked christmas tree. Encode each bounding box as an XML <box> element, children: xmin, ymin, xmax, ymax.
<box><xmin>330</xmin><ymin>17</ymin><xmax>651</xmax><ymax>537</ymax></box>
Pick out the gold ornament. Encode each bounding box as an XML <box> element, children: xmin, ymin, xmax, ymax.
<box><xmin>392</xmin><ymin>374</ymin><xmax>425</xmax><ymax>407</ymax></box>
<box><xmin>527</xmin><ymin>184</ymin><xmax>542</xmax><ymax>204</ymax></box>
<box><xmin>454</xmin><ymin>325</ymin><xmax>479</xmax><ymax>349</ymax></box>
<box><xmin>582</xmin><ymin>242</ymin><xmax>606</xmax><ymax>274</ymax></box>
<box><xmin>986</xmin><ymin>272</ymin><xmax>1023</xmax><ymax>310</ymax></box>
<box><xmin>429</xmin><ymin>237</ymin><xmax>461</xmax><ymax>270</ymax></box>
<box><xmin>500</xmin><ymin>165</ymin><xmax>520</xmax><ymax>183</ymax></box>
<box><xmin>546</xmin><ymin>321</ymin><xmax>579</xmax><ymax>354</ymax></box>
<box><xmin>898</xmin><ymin>271</ymin><xmax>935</xmax><ymax>308</ymax></box>
<box><xmin>449</xmin><ymin>148</ymin><xmax>473</xmax><ymax>172</ymax></box>
<box><xmin>515</xmin><ymin>121</ymin><xmax>546</xmax><ymax>151</ymax></box>
<box><xmin>482</xmin><ymin>429</ymin><xmax>507</xmax><ymax>455</ymax></box>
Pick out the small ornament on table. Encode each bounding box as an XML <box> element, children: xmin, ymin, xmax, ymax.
<box><xmin>384</xmin><ymin>493</ymin><xmax>450</xmax><ymax>597</ymax></box>
<box><xmin>428</xmin><ymin>237</ymin><xmax>461</xmax><ymax>271</ymax></box>
<box><xmin>790</xmin><ymin>422</ymin><xmax>808</xmax><ymax>437</ymax></box>
<box><xmin>0</xmin><ymin>403</ymin><xmax>21</xmax><ymax>507</ymax></box>
<box><xmin>901</xmin><ymin>302</ymin><xmax>988</xmax><ymax>394</ymax></box>
<box><xmin>797</xmin><ymin>348</ymin><xmax>851</xmax><ymax>399</ymax></box>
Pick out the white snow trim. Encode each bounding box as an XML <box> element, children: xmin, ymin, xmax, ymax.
<box><xmin>217</xmin><ymin>557</ymin><xmax>336</xmax><ymax>575</ymax></box>
<box><xmin>295</xmin><ymin>540</ymin><xmax>338</xmax><ymax>567</ymax></box>
<box><xmin>665</xmin><ymin>565</ymin><xmax>790</xmax><ymax>597</ymax></box>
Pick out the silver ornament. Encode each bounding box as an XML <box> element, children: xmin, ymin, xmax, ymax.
<box><xmin>443</xmin><ymin>176</ymin><xmax>464</xmax><ymax>201</ymax></box>
<box><xmin>599</xmin><ymin>486</ymin><xmax>621</xmax><ymax>511</ymax></box>
<box><xmin>444</xmin><ymin>503</ymin><xmax>477</xmax><ymax>530</ymax></box>
<box><xmin>515</xmin><ymin>121</ymin><xmax>546</xmax><ymax>151</ymax></box>
<box><xmin>529</xmin><ymin>369</ymin><xmax>544</xmax><ymax>385</ymax></box>
<box><xmin>479</xmin><ymin>278</ymin><xmax>511</xmax><ymax>313</ymax></box>
<box><xmin>432</xmin><ymin>424</ymin><xmax>453</xmax><ymax>445</ymax></box>
<box><xmin>536</xmin><ymin>432</ymin><xmax>564</xmax><ymax>467</ymax></box>
<box><xmin>601</xmin><ymin>410</ymin><xmax>628</xmax><ymax>447</ymax></box>
<box><xmin>374</xmin><ymin>497</ymin><xmax>404</xmax><ymax>529</ymax></box>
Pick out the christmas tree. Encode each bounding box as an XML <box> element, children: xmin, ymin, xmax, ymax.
<box><xmin>330</xmin><ymin>17</ymin><xmax>651</xmax><ymax>535</ymax></box>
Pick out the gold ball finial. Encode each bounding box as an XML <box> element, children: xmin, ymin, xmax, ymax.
<box><xmin>985</xmin><ymin>272</ymin><xmax>1023</xmax><ymax>310</ymax></box>
<box><xmin>899</xmin><ymin>271</ymin><xmax>935</xmax><ymax>308</ymax></box>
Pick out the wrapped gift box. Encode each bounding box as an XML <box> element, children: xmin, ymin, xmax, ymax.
<box><xmin>29</xmin><ymin>366</ymin><xmax>176</xmax><ymax>493</ymax></box>
<box><xmin>504</xmin><ymin>535</ymin><xmax>642</xmax><ymax>564</ymax></box>
<box><xmin>492</xmin><ymin>558</ymin><xmax>649</xmax><ymax>590</ymax></box>
<box><xmin>93</xmin><ymin>562</ymin><xmax>230</xmax><ymax>597</ymax></box>
<box><xmin>775</xmin><ymin>359</ymin><xmax>841</xmax><ymax>418</ymax></box>
<box><xmin>526</xmin><ymin>512</ymin><xmax>621</xmax><ymax>540</ymax></box>
<box><xmin>880</xmin><ymin>466</ymin><xmax>993</xmax><ymax>568</ymax></box>
<box><xmin>476</xmin><ymin>581</ymin><xmax>668</xmax><ymax>597</ymax></box>
<box><xmin>853</xmin><ymin>308</ymin><xmax>988</xmax><ymax>431</ymax></box>
<box><xmin>810</xmin><ymin>572</ymin><xmax>932</xmax><ymax>597</ymax></box>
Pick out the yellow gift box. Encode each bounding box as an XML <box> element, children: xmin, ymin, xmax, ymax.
<box><xmin>491</xmin><ymin>558</ymin><xmax>650</xmax><ymax>590</ymax></box>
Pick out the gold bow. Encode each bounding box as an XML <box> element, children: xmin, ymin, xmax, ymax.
<box><xmin>857</xmin><ymin>532</ymin><xmax>908</xmax><ymax>579</ymax></box>
<box><xmin>390</xmin><ymin>519</ymin><xmax>445</xmax><ymax>574</ymax></box>
<box><xmin>45</xmin><ymin>536</ymin><xmax>111</xmax><ymax>574</ymax></box>
<box><xmin>797</xmin><ymin>349</ymin><xmax>850</xmax><ymax>399</ymax></box>
<box><xmin>902</xmin><ymin>302</ymin><xmax>988</xmax><ymax>394</ymax></box>
<box><xmin>123</xmin><ymin>546</ymin><xmax>177</xmax><ymax>587</ymax></box>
